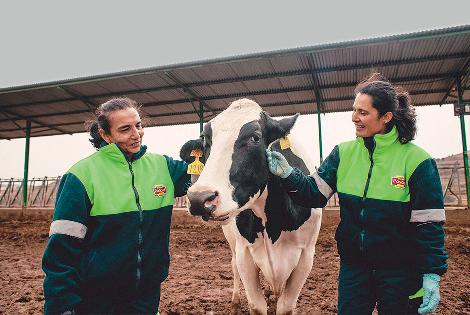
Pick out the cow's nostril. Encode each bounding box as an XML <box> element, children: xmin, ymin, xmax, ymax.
<box><xmin>187</xmin><ymin>190</ymin><xmax>219</xmax><ymax>218</ymax></box>
<box><xmin>206</xmin><ymin>190</ymin><xmax>219</xmax><ymax>202</ymax></box>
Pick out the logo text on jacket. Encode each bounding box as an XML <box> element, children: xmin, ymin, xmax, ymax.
<box><xmin>153</xmin><ymin>184</ymin><xmax>167</xmax><ymax>197</ymax></box>
<box><xmin>391</xmin><ymin>176</ymin><xmax>406</xmax><ymax>189</ymax></box>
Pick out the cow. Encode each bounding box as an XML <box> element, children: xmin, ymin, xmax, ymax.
<box><xmin>180</xmin><ymin>98</ymin><xmax>322</xmax><ymax>315</ymax></box>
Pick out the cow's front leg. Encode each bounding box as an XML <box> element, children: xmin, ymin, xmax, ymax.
<box><xmin>276</xmin><ymin>249</ymin><xmax>315</xmax><ymax>315</ymax></box>
<box><xmin>236</xmin><ymin>245</ymin><xmax>267</xmax><ymax>315</ymax></box>
<box><xmin>222</xmin><ymin>224</ymin><xmax>242</xmax><ymax>314</ymax></box>
<box><xmin>230</xmin><ymin>253</ymin><xmax>242</xmax><ymax>314</ymax></box>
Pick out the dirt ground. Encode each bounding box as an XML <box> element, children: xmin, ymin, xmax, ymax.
<box><xmin>1</xmin><ymin>208</ymin><xmax>469</xmax><ymax>315</ymax></box>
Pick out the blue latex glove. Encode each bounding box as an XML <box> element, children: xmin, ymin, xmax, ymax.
<box><xmin>266</xmin><ymin>149</ymin><xmax>293</xmax><ymax>178</ymax></box>
<box><xmin>418</xmin><ymin>273</ymin><xmax>441</xmax><ymax>314</ymax></box>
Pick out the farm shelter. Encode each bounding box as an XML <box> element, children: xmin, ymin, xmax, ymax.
<box><xmin>1</xmin><ymin>24</ymin><xmax>470</xmax><ymax>206</ymax></box>
<box><xmin>1</xmin><ymin>25</ymin><xmax>470</xmax><ymax>315</ymax></box>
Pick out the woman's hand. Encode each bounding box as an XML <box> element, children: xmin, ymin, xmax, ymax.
<box><xmin>266</xmin><ymin>150</ymin><xmax>293</xmax><ymax>178</ymax></box>
<box><xmin>418</xmin><ymin>273</ymin><xmax>441</xmax><ymax>314</ymax></box>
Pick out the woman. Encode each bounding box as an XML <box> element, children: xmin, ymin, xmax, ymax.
<box><xmin>266</xmin><ymin>74</ymin><xmax>447</xmax><ymax>315</ymax></box>
<box><xmin>42</xmin><ymin>97</ymin><xmax>191</xmax><ymax>314</ymax></box>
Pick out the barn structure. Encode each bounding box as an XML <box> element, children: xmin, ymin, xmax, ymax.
<box><xmin>1</xmin><ymin>25</ymin><xmax>469</xmax><ymax>206</ymax></box>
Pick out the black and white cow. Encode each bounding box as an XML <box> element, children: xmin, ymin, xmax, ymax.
<box><xmin>180</xmin><ymin>98</ymin><xmax>322</xmax><ymax>315</ymax></box>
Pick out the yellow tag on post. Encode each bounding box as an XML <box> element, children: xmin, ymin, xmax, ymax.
<box><xmin>280</xmin><ymin>137</ymin><xmax>290</xmax><ymax>150</ymax></box>
<box><xmin>187</xmin><ymin>157</ymin><xmax>204</xmax><ymax>175</ymax></box>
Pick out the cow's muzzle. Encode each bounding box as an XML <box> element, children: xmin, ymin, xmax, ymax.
<box><xmin>187</xmin><ymin>190</ymin><xmax>220</xmax><ymax>221</ymax></box>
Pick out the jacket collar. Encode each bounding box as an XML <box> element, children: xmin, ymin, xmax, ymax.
<box><xmin>98</xmin><ymin>142</ymin><xmax>147</xmax><ymax>163</ymax></box>
<box><xmin>358</xmin><ymin>125</ymin><xmax>399</xmax><ymax>154</ymax></box>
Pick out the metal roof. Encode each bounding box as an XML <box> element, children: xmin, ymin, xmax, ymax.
<box><xmin>1</xmin><ymin>25</ymin><xmax>470</xmax><ymax>140</ymax></box>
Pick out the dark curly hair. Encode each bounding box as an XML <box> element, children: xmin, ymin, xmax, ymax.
<box><xmin>354</xmin><ymin>73</ymin><xmax>417</xmax><ymax>144</ymax></box>
<box><xmin>85</xmin><ymin>97</ymin><xmax>142</xmax><ymax>149</ymax></box>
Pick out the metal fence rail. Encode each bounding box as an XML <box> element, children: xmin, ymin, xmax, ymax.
<box><xmin>0</xmin><ymin>163</ymin><xmax>466</xmax><ymax>209</ymax></box>
<box><xmin>0</xmin><ymin>177</ymin><xmax>61</xmax><ymax>208</ymax></box>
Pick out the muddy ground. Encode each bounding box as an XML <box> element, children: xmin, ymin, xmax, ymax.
<box><xmin>1</xmin><ymin>209</ymin><xmax>469</xmax><ymax>315</ymax></box>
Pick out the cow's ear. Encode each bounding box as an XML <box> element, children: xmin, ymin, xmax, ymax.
<box><xmin>180</xmin><ymin>139</ymin><xmax>204</xmax><ymax>163</ymax></box>
<box><xmin>261</xmin><ymin>112</ymin><xmax>300</xmax><ymax>144</ymax></box>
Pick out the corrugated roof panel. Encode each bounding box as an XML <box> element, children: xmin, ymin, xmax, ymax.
<box><xmin>203</xmin><ymin>99</ymin><xmax>230</xmax><ymax>110</ymax></box>
<box><xmin>253</xmin><ymin>93</ymin><xmax>291</xmax><ymax>105</ymax></box>
<box><xmin>285</xmin><ymin>90</ymin><xmax>315</xmax><ymax>102</ymax></box>
<box><xmin>143</xmin><ymin>105</ymin><xmax>176</xmax><ymax>116</ymax></box>
<box><xmin>130</xmin><ymin>93</ymin><xmax>160</xmax><ymax>104</ymax></box>
<box><xmin>321</xmin><ymin>86</ymin><xmax>353</xmax><ymax>101</ymax></box>
<box><xmin>68</xmin><ymin>82</ymin><xmax>112</xmax><ymax>96</ymax></box>
<box><xmin>229</xmin><ymin>58</ymin><xmax>275</xmax><ymax>77</ymax></box>
<box><xmin>412</xmin><ymin>92</ymin><xmax>446</xmax><ymax>106</ymax></box>
<box><xmin>96</xmin><ymin>78</ymin><xmax>139</xmax><ymax>94</ymax></box>
<box><xmin>240</xmin><ymin>78</ymin><xmax>283</xmax><ymax>92</ymax></box>
<box><xmin>0</xmin><ymin>120</ymin><xmax>25</xmax><ymax>131</ymax></box>
<box><xmin>169</xmin><ymin>68</ymin><xmax>205</xmax><ymax>84</ymax></box>
<box><xmin>12</xmin><ymin>100</ymin><xmax>86</xmax><ymax>117</ymax></box>
<box><xmin>269</xmin><ymin>54</ymin><xmax>308</xmax><ymax>72</ymax></box>
<box><xmin>149</xmin><ymin>113</ymin><xmax>200</xmax><ymax>126</ymax></box>
<box><xmin>134</xmin><ymin>89</ymin><xmax>185</xmax><ymax>103</ymax></box>
<box><xmin>128</xmin><ymin>73</ymin><xmax>174</xmax><ymax>89</ymax></box>
<box><xmin>278</xmin><ymin>75</ymin><xmax>312</xmax><ymax>89</ymax></box>
<box><xmin>19</xmin><ymin>88</ymin><xmax>71</xmax><ymax>103</ymax></box>
<box><xmin>189</xmin><ymin>82</ymin><xmax>242</xmax><ymax>98</ymax></box>
<box><xmin>0</xmin><ymin>93</ymin><xmax>34</xmax><ymax>106</ymax></box>
<box><xmin>179</xmin><ymin>63</ymin><xmax>237</xmax><ymax>83</ymax></box>
<box><xmin>291</xmin><ymin>103</ymin><xmax>313</xmax><ymax>114</ymax></box>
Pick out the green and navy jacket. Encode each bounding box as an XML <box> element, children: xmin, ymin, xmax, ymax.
<box><xmin>282</xmin><ymin>126</ymin><xmax>447</xmax><ymax>275</ymax></box>
<box><xmin>42</xmin><ymin>143</ymin><xmax>190</xmax><ymax>314</ymax></box>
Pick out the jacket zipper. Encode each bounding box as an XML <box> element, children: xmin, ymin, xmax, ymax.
<box><xmin>128</xmin><ymin>160</ymin><xmax>144</xmax><ymax>289</ymax></box>
<box><xmin>359</xmin><ymin>139</ymin><xmax>376</xmax><ymax>252</ymax></box>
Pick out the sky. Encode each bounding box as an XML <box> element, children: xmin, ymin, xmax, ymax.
<box><xmin>1</xmin><ymin>1</ymin><xmax>469</xmax><ymax>178</ymax></box>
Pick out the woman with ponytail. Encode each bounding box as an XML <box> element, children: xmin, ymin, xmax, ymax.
<box><xmin>267</xmin><ymin>74</ymin><xmax>447</xmax><ymax>314</ymax></box>
<box><xmin>42</xmin><ymin>97</ymin><xmax>191</xmax><ymax>314</ymax></box>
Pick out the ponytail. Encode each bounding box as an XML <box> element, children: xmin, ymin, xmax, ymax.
<box><xmin>393</xmin><ymin>89</ymin><xmax>416</xmax><ymax>144</ymax></box>
<box><xmin>85</xmin><ymin>121</ymin><xmax>104</xmax><ymax>149</ymax></box>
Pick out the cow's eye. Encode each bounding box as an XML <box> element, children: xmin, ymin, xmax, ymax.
<box><xmin>250</xmin><ymin>135</ymin><xmax>260</xmax><ymax>143</ymax></box>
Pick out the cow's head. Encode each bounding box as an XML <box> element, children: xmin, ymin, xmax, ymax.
<box><xmin>180</xmin><ymin>98</ymin><xmax>298</xmax><ymax>224</ymax></box>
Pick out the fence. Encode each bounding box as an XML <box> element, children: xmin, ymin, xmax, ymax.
<box><xmin>0</xmin><ymin>162</ymin><xmax>467</xmax><ymax>209</ymax></box>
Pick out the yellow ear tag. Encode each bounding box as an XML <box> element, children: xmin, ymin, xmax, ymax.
<box><xmin>187</xmin><ymin>149</ymin><xmax>204</xmax><ymax>175</ymax></box>
<box><xmin>280</xmin><ymin>137</ymin><xmax>290</xmax><ymax>150</ymax></box>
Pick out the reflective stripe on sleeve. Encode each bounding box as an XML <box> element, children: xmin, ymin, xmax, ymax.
<box><xmin>49</xmin><ymin>220</ymin><xmax>87</xmax><ymax>239</ymax></box>
<box><xmin>410</xmin><ymin>209</ymin><xmax>446</xmax><ymax>223</ymax></box>
<box><xmin>310</xmin><ymin>172</ymin><xmax>334</xmax><ymax>199</ymax></box>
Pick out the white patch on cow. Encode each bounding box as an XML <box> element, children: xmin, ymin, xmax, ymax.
<box><xmin>249</xmin><ymin>189</ymin><xmax>268</xmax><ymax>224</ymax></box>
<box><xmin>188</xmin><ymin>99</ymin><xmax>263</xmax><ymax>218</ymax></box>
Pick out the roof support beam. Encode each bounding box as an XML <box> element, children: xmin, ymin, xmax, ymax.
<box><xmin>439</xmin><ymin>57</ymin><xmax>470</xmax><ymax>105</ymax></box>
<box><xmin>57</xmin><ymin>85</ymin><xmax>97</xmax><ymax>111</ymax></box>
<box><xmin>0</xmin><ymin>108</ymin><xmax>70</xmax><ymax>134</ymax></box>
<box><xmin>164</xmin><ymin>71</ymin><xmax>216</xmax><ymax>116</ymax></box>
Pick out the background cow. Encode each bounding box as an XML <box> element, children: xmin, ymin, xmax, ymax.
<box><xmin>180</xmin><ymin>98</ymin><xmax>322</xmax><ymax>315</ymax></box>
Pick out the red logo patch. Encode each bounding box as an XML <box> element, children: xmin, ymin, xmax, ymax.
<box><xmin>153</xmin><ymin>184</ymin><xmax>167</xmax><ymax>197</ymax></box>
<box><xmin>391</xmin><ymin>176</ymin><xmax>406</xmax><ymax>189</ymax></box>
